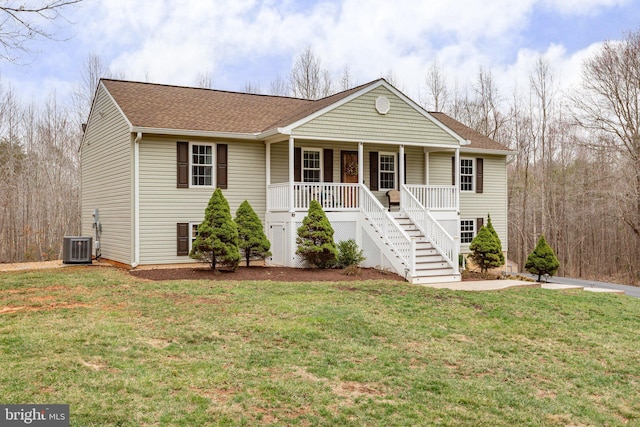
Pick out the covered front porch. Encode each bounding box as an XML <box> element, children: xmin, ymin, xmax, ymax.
<box><xmin>264</xmin><ymin>137</ymin><xmax>463</xmax><ymax>284</ymax></box>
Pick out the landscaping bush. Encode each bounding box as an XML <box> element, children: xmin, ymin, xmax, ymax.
<box><xmin>469</xmin><ymin>214</ymin><xmax>505</xmax><ymax>273</ymax></box>
<box><xmin>235</xmin><ymin>200</ymin><xmax>271</xmax><ymax>267</ymax></box>
<box><xmin>190</xmin><ymin>188</ymin><xmax>241</xmax><ymax>271</ymax></box>
<box><xmin>337</xmin><ymin>239</ymin><xmax>365</xmax><ymax>268</ymax></box>
<box><xmin>296</xmin><ymin>200</ymin><xmax>337</xmax><ymax>269</ymax></box>
<box><xmin>525</xmin><ymin>235</ymin><xmax>559</xmax><ymax>282</ymax></box>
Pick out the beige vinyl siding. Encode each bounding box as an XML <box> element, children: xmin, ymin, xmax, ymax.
<box><xmin>269</xmin><ymin>140</ymin><xmax>425</xmax><ymax>205</ymax></box>
<box><xmin>80</xmin><ymin>85</ymin><xmax>133</xmax><ymax>265</ymax></box>
<box><xmin>429</xmin><ymin>152</ymin><xmax>508</xmax><ymax>252</ymax></box>
<box><xmin>138</xmin><ymin>137</ymin><xmax>266</xmax><ymax>265</ymax></box>
<box><xmin>292</xmin><ymin>86</ymin><xmax>458</xmax><ymax>146</ymax></box>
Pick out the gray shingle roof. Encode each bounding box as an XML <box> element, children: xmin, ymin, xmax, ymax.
<box><xmin>101</xmin><ymin>79</ymin><xmax>376</xmax><ymax>134</ymax></box>
<box><xmin>101</xmin><ymin>79</ymin><xmax>509</xmax><ymax>153</ymax></box>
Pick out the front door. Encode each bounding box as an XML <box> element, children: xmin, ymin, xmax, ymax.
<box><xmin>341</xmin><ymin>151</ymin><xmax>359</xmax><ymax>208</ymax></box>
<box><xmin>341</xmin><ymin>151</ymin><xmax>359</xmax><ymax>183</ymax></box>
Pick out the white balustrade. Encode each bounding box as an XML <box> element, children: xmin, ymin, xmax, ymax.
<box><xmin>401</xmin><ymin>185</ymin><xmax>458</xmax><ymax>273</ymax></box>
<box><xmin>360</xmin><ymin>185</ymin><xmax>414</xmax><ymax>274</ymax></box>
<box><xmin>405</xmin><ymin>185</ymin><xmax>457</xmax><ymax>210</ymax></box>
<box><xmin>268</xmin><ymin>182</ymin><xmax>360</xmax><ymax>211</ymax></box>
<box><xmin>267</xmin><ymin>183</ymin><xmax>291</xmax><ymax>211</ymax></box>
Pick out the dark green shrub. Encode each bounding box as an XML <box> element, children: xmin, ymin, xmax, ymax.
<box><xmin>469</xmin><ymin>214</ymin><xmax>505</xmax><ymax>273</ymax></box>
<box><xmin>235</xmin><ymin>200</ymin><xmax>271</xmax><ymax>267</ymax></box>
<box><xmin>337</xmin><ymin>239</ymin><xmax>365</xmax><ymax>268</ymax></box>
<box><xmin>525</xmin><ymin>235</ymin><xmax>559</xmax><ymax>282</ymax></box>
<box><xmin>296</xmin><ymin>200</ymin><xmax>337</xmax><ymax>269</ymax></box>
<box><xmin>190</xmin><ymin>188</ymin><xmax>241</xmax><ymax>271</ymax></box>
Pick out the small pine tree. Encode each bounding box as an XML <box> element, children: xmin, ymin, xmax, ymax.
<box><xmin>336</xmin><ymin>239</ymin><xmax>365</xmax><ymax>268</ymax></box>
<box><xmin>190</xmin><ymin>188</ymin><xmax>241</xmax><ymax>271</ymax></box>
<box><xmin>469</xmin><ymin>215</ymin><xmax>505</xmax><ymax>273</ymax></box>
<box><xmin>525</xmin><ymin>235</ymin><xmax>559</xmax><ymax>282</ymax></box>
<box><xmin>296</xmin><ymin>200</ymin><xmax>338</xmax><ymax>269</ymax></box>
<box><xmin>235</xmin><ymin>200</ymin><xmax>271</xmax><ymax>267</ymax></box>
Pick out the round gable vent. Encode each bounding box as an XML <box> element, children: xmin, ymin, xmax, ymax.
<box><xmin>375</xmin><ymin>96</ymin><xmax>390</xmax><ymax>115</ymax></box>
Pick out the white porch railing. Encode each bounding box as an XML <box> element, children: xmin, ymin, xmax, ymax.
<box><xmin>268</xmin><ymin>182</ymin><xmax>360</xmax><ymax>211</ymax></box>
<box><xmin>360</xmin><ymin>184</ymin><xmax>415</xmax><ymax>276</ymax></box>
<box><xmin>268</xmin><ymin>182</ymin><xmax>290</xmax><ymax>211</ymax></box>
<box><xmin>405</xmin><ymin>185</ymin><xmax>457</xmax><ymax>210</ymax></box>
<box><xmin>401</xmin><ymin>185</ymin><xmax>459</xmax><ymax>274</ymax></box>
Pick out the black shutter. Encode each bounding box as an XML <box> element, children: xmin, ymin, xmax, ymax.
<box><xmin>294</xmin><ymin>147</ymin><xmax>301</xmax><ymax>182</ymax></box>
<box><xmin>452</xmin><ymin>156</ymin><xmax>456</xmax><ymax>186</ymax></box>
<box><xmin>401</xmin><ymin>153</ymin><xmax>407</xmax><ymax>189</ymax></box>
<box><xmin>177</xmin><ymin>141</ymin><xmax>189</xmax><ymax>188</ymax></box>
<box><xmin>177</xmin><ymin>223</ymin><xmax>189</xmax><ymax>256</ymax></box>
<box><xmin>476</xmin><ymin>158</ymin><xmax>484</xmax><ymax>193</ymax></box>
<box><xmin>323</xmin><ymin>149</ymin><xmax>333</xmax><ymax>182</ymax></box>
<box><xmin>476</xmin><ymin>217</ymin><xmax>484</xmax><ymax>231</ymax></box>
<box><xmin>369</xmin><ymin>151</ymin><xmax>379</xmax><ymax>191</ymax></box>
<box><xmin>216</xmin><ymin>144</ymin><xmax>228</xmax><ymax>189</ymax></box>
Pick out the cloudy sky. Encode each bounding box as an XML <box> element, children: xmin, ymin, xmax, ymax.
<box><xmin>2</xmin><ymin>0</ymin><xmax>639</xmax><ymax>107</ymax></box>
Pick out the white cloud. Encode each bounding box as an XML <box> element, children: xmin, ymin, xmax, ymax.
<box><xmin>0</xmin><ymin>0</ymin><xmax>632</xmax><ymax>113</ymax></box>
<box><xmin>543</xmin><ymin>0</ymin><xmax>629</xmax><ymax>15</ymax></box>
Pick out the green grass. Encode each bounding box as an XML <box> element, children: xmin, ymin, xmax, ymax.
<box><xmin>1</xmin><ymin>267</ymin><xmax>639</xmax><ymax>426</ymax></box>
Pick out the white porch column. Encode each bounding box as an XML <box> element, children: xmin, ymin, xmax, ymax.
<box><xmin>399</xmin><ymin>144</ymin><xmax>405</xmax><ymax>188</ymax></box>
<box><xmin>358</xmin><ymin>142</ymin><xmax>364</xmax><ymax>185</ymax></box>
<box><xmin>424</xmin><ymin>150</ymin><xmax>429</xmax><ymax>185</ymax></box>
<box><xmin>454</xmin><ymin>147</ymin><xmax>460</xmax><ymax>210</ymax></box>
<box><xmin>289</xmin><ymin>136</ymin><xmax>295</xmax><ymax>213</ymax></box>
<box><xmin>266</xmin><ymin>142</ymin><xmax>271</xmax><ymax>211</ymax></box>
<box><xmin>399</xmin><ymin>144</ymin><xmax>405</xmax><ymax>212</ymax></box>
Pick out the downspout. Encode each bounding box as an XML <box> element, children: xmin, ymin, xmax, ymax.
<box><xmin>132</xmin><ymin>132</ymin><xmax>142</xmax><ymax>268</ymax></box>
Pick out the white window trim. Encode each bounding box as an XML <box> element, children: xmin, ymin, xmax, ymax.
<box><xmin>302</xmin><ymin>147</ymin><xmax>323</xmax><ymax>183</ymax></box>
<box><xmin>189</xmin><ymin>222</ymin><xmax>201</xmax><ymax>254</ymax></box>
<box><xmin>189</xmin><ymin>142</ymin><xmax>216</xmax><ymax>188</ymax></box>
<box><xmin>379</xmin><ymin>151</ymin><xmax>397</xmax><ymax>191</ymax></box>
<box><xmin>460</xmin><ymin>157</ymin><xmax>475</xmax><ymax>193</ymax></box>
<box><xmin>460</xmin><ymin>219</ymin><xmax>476</xmax><ymax>245</ymax></box>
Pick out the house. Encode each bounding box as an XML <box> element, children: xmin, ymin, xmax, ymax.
<box><xmin>80</xmin><ymin>78</ymin><xmax>512</xmax><ymax>283</ymax></box>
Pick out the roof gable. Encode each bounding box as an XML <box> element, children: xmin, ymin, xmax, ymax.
<box><xmin>289</xmin><ymin>83</ymin><xmax>462</xmax><ymax>146</ymax></box>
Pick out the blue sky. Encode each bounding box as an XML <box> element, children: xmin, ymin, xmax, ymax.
<box><xmin>0</xmin><ymin>0</ymin><xmax>638</xmax><ymax>107</ymax></box>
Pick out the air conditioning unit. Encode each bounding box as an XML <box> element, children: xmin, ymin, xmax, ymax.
<box><xmin>62</xmin><ymin>237</ymin><xmax>93</xmax><ymax>264</ymax></box>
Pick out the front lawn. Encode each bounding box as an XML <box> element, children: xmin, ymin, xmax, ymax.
<box><xmin>0</xmin><ymin>267</ymin><xmax>638</xmax><ymax>426</ymax></box>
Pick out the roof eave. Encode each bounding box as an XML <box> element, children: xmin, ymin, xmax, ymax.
<box><xmin>460</xmin><ymin>147</ymin><xmax>516</xmax><ymax>156</ymax></box>
<box><xmin>131</xmin><ymin>126</ymin><xmax>260</xmax><ymax>140</ymax></box>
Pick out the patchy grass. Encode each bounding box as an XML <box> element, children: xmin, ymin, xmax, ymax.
<box><xmin>1</xmin><ymin>266</ymin><xmax>639</xmax><ymax>426</ymax></box>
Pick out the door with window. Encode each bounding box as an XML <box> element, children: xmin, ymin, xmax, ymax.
<box><xmin>341</xmin><ymin>151</ymin><xmax>358</xmax><ymax>208</ymax></box>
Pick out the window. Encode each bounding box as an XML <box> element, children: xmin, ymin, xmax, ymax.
<box><xmin>302</xmin><ymin>148</ymin><xmax>321</xmax><ymax>182</ymax></box>
<box><xmin>460</xmin><ymin>158</ymin><xmax>474</xmax><ymax>192</ymax></box>
<box><xmin>192</xmin><ymin>144</ymin><xmax>213</xmax><ymax>186</ymax></box>
<box><xmin>190</xmin><ymin>223</ymin><xmax>199</xmax><ymax>253</ymax></box>
<box><xmin>379</xmin><ymin>152</ymin><xmax>396</xmax><ymax>190</ymax></box>
<box><xmin>460</xmin><ymin>219</ymin><xmax>475</xmax><ymax>244</ymax></box>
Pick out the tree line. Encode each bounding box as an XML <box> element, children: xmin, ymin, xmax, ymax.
<box><xmin>1</xmin><ymin>25</ymin><xmax>639</xmax><ymax>285</ymax></box>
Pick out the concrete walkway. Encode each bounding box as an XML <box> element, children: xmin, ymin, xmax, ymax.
<box><xmin>424</xmin><ymin>279</ymin><xmax>625</xmax><ymax>294</ymax></box>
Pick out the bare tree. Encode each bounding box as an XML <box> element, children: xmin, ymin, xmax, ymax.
<box><xmin>289</xmin><ymin>46</ymin><xmax>333</xmax><ymax>100</ymax></box>
<box><xmin>0</xmin><ymin>0</ymin><xmax>83</xmax><ymax>62</ymax></box>
<box><xmin>243</xmin><ymin>81</ymin><xmax>261</xmax><ymax>94</ymax></box>
<box><xmin>571</xmin><ymin>29</ymin><xmax>640</xmax><ymax>276</ymax></box>
<box><xmin>194</xmin><ymin>70</ymin><xmax>214</xmax><ymax>89</ymax></box>
<box><xmin>422</xmin><ymin>60</ymin><xmax>449</xmax><ymax>111</ymax></box>
<box><xmin>338</xmin><ymin>65</ymin><xmax>354</xmax><ymax>91</ymax></box>
<box><xmin>269</xmin><ymin>75</ymin><xmax>289</xmax><ymax>96</ymax></box>
<box><xmin>72</xmin><ymin>54</ymin><xmax>111</xmax><ymax>128</ymax></box>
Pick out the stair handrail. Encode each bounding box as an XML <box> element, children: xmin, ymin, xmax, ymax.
<box><xmin>401</xmin><ymin>184</ymin><xmax>459</xmax><ymax>274</ymax></box>
<box><xmin>360</xmin><ymin>184</ymin><xmax>415</xmax><ymax>275</ymax></box>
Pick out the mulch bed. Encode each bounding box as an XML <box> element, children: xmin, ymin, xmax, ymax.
<box><xmin>130</xmin><ymin>266</ymin><xmax>407</xmax><ymax>282</ymax></box>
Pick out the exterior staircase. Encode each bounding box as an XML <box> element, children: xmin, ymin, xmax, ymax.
<box><xmin>391</xmin><ymin>212</ymin><xmax>460</xmax><ymax>284</ymax></box>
